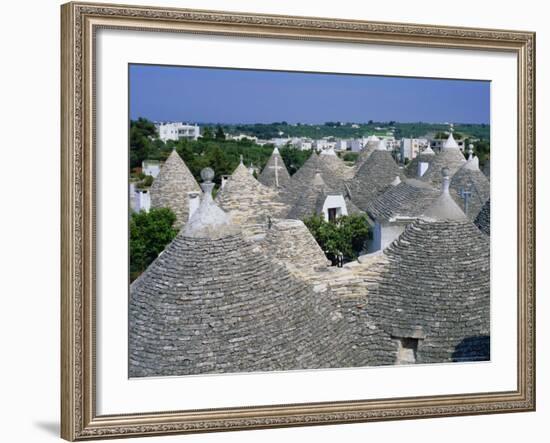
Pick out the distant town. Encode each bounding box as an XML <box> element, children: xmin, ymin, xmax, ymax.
<box><xmin>131</xmin><ymin>119</ymin><xmax>490</xmax><ymax>215</ymax></box>
<box><xmin>153</xmin><ymin>120</ymin><xmax>489</xmax><ymax>159</ymax></box>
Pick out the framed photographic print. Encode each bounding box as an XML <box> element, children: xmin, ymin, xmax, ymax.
<box><xmin>61</xmin><ymin>1</ymin><xmax>536</xmax><ymax>440</ymax></box>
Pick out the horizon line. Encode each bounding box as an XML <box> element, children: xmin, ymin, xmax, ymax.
<box><xmin>133</xmin><ymin>117</ymin><xmax>490</xmax><ymax>126</ymax></box>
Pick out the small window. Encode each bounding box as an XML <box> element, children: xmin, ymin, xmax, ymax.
<box><xmin>328</xmin><ymin>208</ymin><xmax>338</xmax><ymax>222</ymax></box>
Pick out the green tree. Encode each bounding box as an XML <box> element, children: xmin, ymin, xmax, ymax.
<box><xmin>135</xmin><ymin>174</ymin><xmax>154</xmax><ymax>189</ymax></box>
<box><xmin>129</xmin><ymin>117</ymin><xmax>160</xmax><ymax>168</ymax></box>
<box><xmin>201</xmin><ymin>126</ymin><xmax>214</xmax><ymax>140</ymax></box>
<box><xmin>303</xmin><ymin>214</ymin><xmax>370</xmax><ymax>264</ymax></box>
<box><xmin>215</xmin><ymin>125</ymin><xmax>226</xmax><ymax>140</ymax></box>
<box><xmin>279</xmin><ymin>147</ymin><xmax>312</xmax><ymax>175</ymax></box>
<box><xmin>342</xmin><ymin>152</ymin><xmax>359</xmax><ymax>163</ymax></box>
<box><xmin>130</xmin><ymin>208</ymin><xmax>178</xmax><ymax>281</ymax></box>
<box><xmin>471</xmin><ymin>138</ymin><xmax>491</xmax><ymax>169</ymax></box>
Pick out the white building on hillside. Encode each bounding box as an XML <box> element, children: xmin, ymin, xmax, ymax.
<box><xmin>270</xmin><ymin>137</ymin><xmax>292</xmax><ymax>147</ymax></box>
<box><xmin>400</xmin><ymin>138</ymin><xmax>430</xmax><ymax>161</ymax></box>
<box><xmin>227</xmin><ymin>134</ymin><xmax>259</xmax><ymax>142</ymax></box>
<box><xmin>295</xmin><ymin>139</ymin><xmax>313</xmax><ymax>151</ymax></box>
<box><xmin>348</xmin><ymin>139</ymin><xmax>363</xmax><ymax>152</ymax></box>
<box><xmin>129</xmin><ymin>182</ymin><xmax>151</xmax><ymax>213</ymax></box>
<box><xmin>431</xmin><ymin>136</ymin><xmax>465</xmax><ymax>152</ymax></box>
<box><xmin>156</xmin><ymin>122</ymin><xmax>200</xmax><ymax>142</ymax></box>
<box><xmin>382</xmin><ymin>136</ymin><xmax>399</xmax><ymax>152</ymax></box>
<box><xmin>313</xmin><ymin>139</ymin><xmax>330</xmax><ymax>150</ymax></box>
<box><xmin>334</xmin><ymin>139</ymin><xmax>348</xmax><ymax>151</ymax></box>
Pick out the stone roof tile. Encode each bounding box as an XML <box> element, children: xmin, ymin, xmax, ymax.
<box><xmin>474</xmin><ymin>199</ymin><xmax>491</xmax><ymax>236</ymax></box>
<box><xmin>347</xmin><ymin>150</ymin><xmax>403</xmax><ymax>210</ymax></box>
<box><xmin>129</xmin><ymin>228</ymin><xmax>359</xmax><ymax>377</ymax></box>
<box><xmin>149</xmin><ymin>150</ymin><xmax>201</xmax><ymax>227</ymax></box>
<box><xmin>258</xmin><ymin>147</ymin><xmax>291</xmax><ymax>188</ymax></box>
<box><xmin>215</xmin><ymin>162</ymin><xmax>289</xmax><ymax>229</ymax></box>
<box><xmin>449</xmin><ymin>159</ymin><xmax>491</xmax><ymax>221</ymax></box>
<box><xmin>366</xmin><ymin>179</ymin><xmax>440</xmax><ymax>221</ymax></box>
<box><xmin>366</xmin><ymin>218</ymin><xmax>490</xmax><ymax>365</ymax></box>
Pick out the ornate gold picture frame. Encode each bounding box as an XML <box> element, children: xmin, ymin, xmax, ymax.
<box><xmin>61</xmin><ymin>1</ymin><xmax>535</xmax><ymax>440</ymax></box>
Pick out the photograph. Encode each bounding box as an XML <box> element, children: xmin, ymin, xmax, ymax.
<box><xmin>56</xmin><ymin>2</ymin><xmax>536</xmax><ymax>440</ymax></box>
<box><xmin>127</xmin><ymin>65</ymin><xmax>491</xmax><ymax>378</ymax></box>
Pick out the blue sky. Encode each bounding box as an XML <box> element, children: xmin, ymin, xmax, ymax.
<box><xmin>129</xmin><ymin>64</ymin><xmax>490</xmax><ymax>124</ymax></box>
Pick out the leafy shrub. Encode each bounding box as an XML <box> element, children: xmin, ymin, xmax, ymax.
<box><xmin>130</xmin><ymin>208</ymin><xmax>178</xmax><ymax>281</ymax></box>
<box><xmin>303</xmin><ymin>213</ymin><xmax>371</xmax><ymax>264</ymax></box>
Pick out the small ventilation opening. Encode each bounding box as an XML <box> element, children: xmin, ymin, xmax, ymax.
<box><xmin>394</xmin><ymin>337</ymin><xmax>419</xmax><ymax>365</ymax></box>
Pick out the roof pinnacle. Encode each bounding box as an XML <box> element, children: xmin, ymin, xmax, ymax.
<box><xmin>183</xmin><ymin>168</ymin><xmax>234</xmax><ymax>238</ymax></box>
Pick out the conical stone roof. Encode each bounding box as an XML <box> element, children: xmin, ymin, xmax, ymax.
<box><xmin>319</xmin><ymin>148</ymin><xmax>354</xmax><ymax>180</ymax></box>
<box><xmin>483</xmin><ymin>158</ymin><xmax>491</xmax><ymax>178</ymax></box>
<box><xmin>288</xmin><ymin>171</ymin><xmax>331</xmax><ymax>220</ymax></box>
<box><xmin>149</xmin><ymin>149</ymin><xmax>201</xmax><ymax>227</ymax></box>
<box><xmin>288</xmin><ymin>171</ymin><xmax>360</xmax><ymax>220</ymax></box>
<box><xmin>258</xmin><ymin>147</ymin><xmax>291</xmax><ymax>189</ymax></box>
<box><xmin>291</xmin><ymin>151</ymin><xmax>349</xmax><ymax>195</ymax></box>
<box><xmin>348</xmin><ymin>149</ymin><xmax>403</xmax><ymax>210</ymax></box>
<box><xmin>404</xmin><ymin>149</ymin><xmax>436</xmax><ymax>179</ymax></box>
<box><xmin>421</xmin><ymin>169</ymin><xmax>468</xmax><ymax>222</ymax></box>
<box><xmin>129</xmin><ymin>174</ymin><xmax>358</xmax><ymax>376</ymax></box>
<box><xmin>215</xmin><ymin>162</ymin><xmax>289</xmax><ymax>229</ymax></box>
<box><xmin>421</xmin><ymin>135</ymin><xmax>466</xmax><ymax>185</ymax></box>
<box><xmin>365</xmin><ymin>216</ymin><xmax>490</xmax><ymax>365</ymax></box>
<box><xmin>366</xmin><ymin>179</ymin><xmax>440</xmax><ymax>222</ymax></box>
<box><xmin>474</xmin><ymin>199</ymin><xmax>490</xmax><ymax>236</ymax></box>
<box><xmin>355</xmin><ymin>139</ymin><xmax>380</xmax><ymax>172</ymax></box>
<box><xmin>290</xmin><ymin>151</ymin><xmax>320</xmax><ymax>185</ymax></box>
<box><xmin>450</xmin><ymin>157</ymin><xmax>491</xmax><ymax>220</ymax></box>
<box><xmin>260</xmin><ymin>219</ymin><xmax>330</xmax><ymax>276</ymax></box>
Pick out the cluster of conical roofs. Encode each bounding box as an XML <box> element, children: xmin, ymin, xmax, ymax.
<box><xmin>130</xmin><ymin>134</ymin><xmax>490</xmax><ymax>377</ymax></box>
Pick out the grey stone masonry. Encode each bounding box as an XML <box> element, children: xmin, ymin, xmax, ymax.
<box><xmin>258</xmin><ymin>148</ymin><xmax>291</xmax><ymax>189</ymax></box>
<box><xmin>450</xmin><ymin>160</ymin><xmax>490</xmax><ymax>221</ymax></box>
<box><xmin>483</xmin><ymin>159</ymin><xmax>491</xmax><ymax>178</ymax></box>
<box><xmin>366</xmin><ymin>179</ymin><xmax>440</xmax><ymax>222</ymax></box>
<box><xmin>290</xmin><ymin>152</ymin><xmax>350</xmax><ymax>198</ymax></box>
<box><xmin>260</xmin><ymin>219</ymin><xmax>331</xmax><ymax>277</ymax></box>
<box><xmin>354</xmin><ymin>144</ymin><xmax>377</xmax><ymax>171</ymax></box>
<box><xmin>318</xmin><ymin>150</ymin><xmax>355</xmax><ymax>181</ymax></box>
<box><xmin>287</xmin><ymin>171</ymin><xmax>361</xmax><ymax>220</ymax></box>
<box><xmin>129</xmin><ymin>228</ymin><xmax>360</xmax><ymax>377</ymax></box>
<box><xmin>421</xmin><ymin>148</ymin><xmax>466</xmax><ymax>186</ymax></box>
<box><xmin>404</xmin><ymin>152</ymin><xmax>436</xmax><ymax>179</ymax></box>
<box><xmin>347</xmin><ymin>150</ymin><xmax>403</xmax><ymax>211</ymax></box>
<box><xmin>149</xmin><ymin>150</ymin><xmax>201</xmax><ymax>227</ymax></box>
<box><xmin>474</xmin><ymin>199</ymin><xmax>491</xmax><ymax>236</ymax></box>
<box><xmin>288</xmin><ymin>171</ymin><xmax>329</xmax><ymax>220</ymax></box>
<box><xmin>367</xmin><ymin>219</ymin><xmax>490</xmax><ymax>365</ymax></box>
<box><xmin>215</xmin><ymin>162</ymin><xmax>289</xmax><ymax>229</ymax></box>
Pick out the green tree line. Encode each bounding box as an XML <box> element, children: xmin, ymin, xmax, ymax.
<box><xmin>130</xmin><ymin>119</ymin><xmax>312</xmax><ymax>183</ymax></box>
